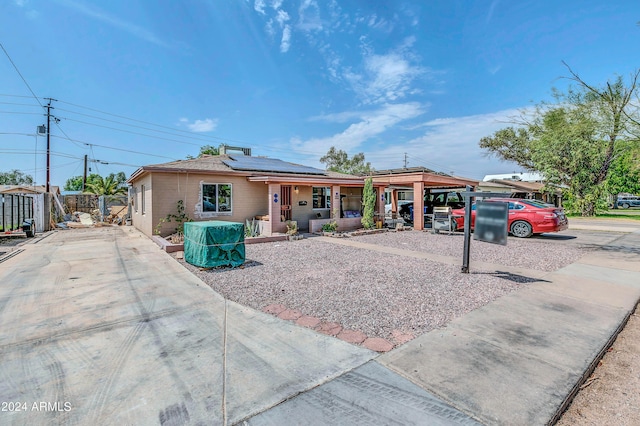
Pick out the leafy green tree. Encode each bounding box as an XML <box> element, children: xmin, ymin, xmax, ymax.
<box><xmin>0</xmin><ymin>169</ymin><xmax>34</xmax><ymax>185</ymax></box>
<box><xmin>187</xmin><ymin>145</ymin><xmax>219</xmax><ymax>159</ymax></box>
<box><xmin>320</xmin><ymin>147</ymin><xmax>373</xmax><ymax>175</ymax></box>
<box><xmin>361</xmin><ymin>177</ymin><xmax>376</xmax><ymax>229</ymax></box>
<box><xmin>606</xmin><ymin>142</ymin><xmax>640</xmax><ymax>203</ymax></box>
<box><xmin>64</xmin><ymin>174</ymin><xmax>101</xmax><ymax>191</ymax></box>
<box><xmin>199</xmin><ymin>145</ymin><xmax>219</xmax><ymax>156</ymax></box>
<box><xmin>84</xmin><ymin>174</ymin><xmax>127</xmax><ymax>195</ymax></box>
<box><xmin>480</xmin><ymin>65</ymin><xmax>640</xmax><ymax>216</ymax></box>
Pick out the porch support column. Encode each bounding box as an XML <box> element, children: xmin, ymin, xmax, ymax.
<box><xmin>375</xmin><ymin>185</ymin><xmax>385</xmax><ymax>215</ymax></box>
<box><xmin>266</xmin><ymin>183</ymin><xmax>280</xmax><ymax>236</ymax></box>
<box><xmin>331</xmin><ymin>185</ymin><xmax>341</xmax><ymax>218</ymax></box>
<box><xmin>391</xmin><ymin>189</ymin><xmax>398</xmax><ymax>213</ymax></box>
<box><xmin>413</xmin><ymin>181</ymin><xmax>425</xmax><ymax>231</ymax></box>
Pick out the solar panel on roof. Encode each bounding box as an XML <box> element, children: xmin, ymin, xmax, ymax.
<box><xmin>223</xmin><ymin>156</ymin><xmax>327</xmax><ymax>175</ymax></box>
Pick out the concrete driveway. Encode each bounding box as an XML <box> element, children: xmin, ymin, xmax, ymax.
<box><xmin>0</xmin><ymin>227</ymin><xmax>374</xmax><ymax>425</ymax></box>
<box><xmin>2</xmin><ymin>222</ymin><xmax>639</xmax><ymax>425</ymax></box>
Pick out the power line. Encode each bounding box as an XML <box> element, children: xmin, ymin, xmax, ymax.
<box><xmin>55</xmin><ymin>107</ymin><xmax>229</xmax><ymax>144</ymax></box>
<box><xmin>0</xmin><ymin>101</ymin><xmax>42</xmax><ymax>107</ymax></box>
<box><xmin>1</xmin><ymin>132</ymin><xmax>178</xmax><ymax>161</ymax></box>
<box><xmin>49</xmin><ymin>135</ymin><xmax>177</xmax><ymax>160</ymax></box>
<box><xmin>89</xmin><ymin>145</ymin><xmax>99</xmax><ymax>175</ymax></box>
<box><xmin>57</xmin><ymin>99</ymin><xmax>253</xmax><ymax>145</ymax></box>
<box><xmin>57</xmin><ymin>116</ymin><xmax>202</xmax><ymax>146</ymax></box>
<box><xmin>0</xmin><ymin>111</ymin><xmax>42</xmax><ymax>115</ymax></box>
<box><xmin>0</xmin><ymin>94</ymin><xmax>38</xmax><ymax>99</ymax></box>
<box><xmin>3</xmin><ymin>93</ymin><xmax>330</xmax><ymax>158</ymax></box>
<box><xmin>0</xmin><ymin>149</ymin><xmax>142</xmax><ymax>169</ymax></box>
<box><xmin>0</xmin><ymin>43</ymin><xmax>44</xmax><ymax>108</ymax></box>
<box><xmin>27</xmin><ymin>159</ymin><xmax>83</xmax><ymax>174</ymax></box>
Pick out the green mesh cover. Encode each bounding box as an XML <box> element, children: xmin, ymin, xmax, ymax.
<box><xmin>184</xmin><ymin>221</ymin><xmax>245</xmax><ymax>268</ymax></box>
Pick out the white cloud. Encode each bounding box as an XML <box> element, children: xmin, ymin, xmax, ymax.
<box><xmin>56</xmin><ymin>0</ymin><xmax>169</xmax><ymax>48</ymax></box>
<box><xmin>254</xmin><ymin>0</ymin><xmax>266</xmax><ymax>14</ymax></box>
<box><xmin>275</xmin><ymin>9</ymin><xmax>289</xmax><ymax>25</ymax></box>
<box><xmin>370</xmin><ymin>108</ymin><xmax>526</xmax><ymax>178</ymax></box>
<box><xmin>265</xmin><ymin>18</ymin><xmax>275</xmax><ymax>36</ymax></box>
<box><xmin>251</xmin><ymin>0</ymin><xmax>431</xmax><ymax>104</ymax></box>
<box><xmin>258</xmin><ymin>2</ymin><xmax>292</xmax><ymax>52</ymax></box>
<box><xmin>179</xmin><ymin>118</ymin><xmax>219</xmax><ymax>132</ymax></box>
<box><xmin>280</xmin><ymin>25</ymin><xmax>291</xmax><ymax>52</ymax></box>
<box><xmin>292</xmin><ymin>102</ymin><xmax>425</xmax><ymax>154</ymax></box>
<box><xmin>298</xmin><ymin>0</ymin><xmax>323</xmax><ymax>32</ymax></box>
<box><xmin>366</xmin><ymin>14</ymin><xmax>395</xmax><ymax>33</ymax></box>
<box><xmin>13</xmin><ymin>0</ymin><xmax>28</xmax><ymax>6</ymax></box>
<box><xmin>308</xmin><ymin>110</ymin><xmax>365</xmax><ymax>123</ymax></box>
<box><xmin>346</xmin><ymin>48</ymin><xmax>424</xmax><ymax>104</ymax></box>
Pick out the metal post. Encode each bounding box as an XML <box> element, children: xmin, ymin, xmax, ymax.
<box><xmin>461</xmin><ymin>185</ymin><xmax>473</xmax><ymax>273</ymax></box>
<box><xmin>11</xmin><ymin>195</ymin><xmax>15</xmax><ymax>231</ymax></box>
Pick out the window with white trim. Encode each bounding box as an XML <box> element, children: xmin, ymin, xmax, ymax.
<box><xmin>202</xmin><ymin>183</ymin><xmax>232</xmax><ymax>213</ymax></box>
<box><xmin>312</xmin><ymin>186</ymin><xmax>331</xmax><ymax>209</ymax></box>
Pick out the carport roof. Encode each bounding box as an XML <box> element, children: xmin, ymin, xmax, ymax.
<box><xmin>488</xmin><ymin>179</ymin><xmax>545</xmax><ymax>192</ymax></box>
<box><xmin>372</xmin><ymin>170</ymin><xmax>478</xmax><ymax>188</ymax></box>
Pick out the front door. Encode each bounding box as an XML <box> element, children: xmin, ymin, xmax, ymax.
<box><xmin>281</xmin><ymin>185</ymin><xmax>292</xmax><ymax>221</ymax></box>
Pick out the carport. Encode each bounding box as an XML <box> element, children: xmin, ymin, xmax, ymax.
<box><xmin>372</xmin><ymin>168</ymin><xmax>479</xmax><ymax>231</ymax></box>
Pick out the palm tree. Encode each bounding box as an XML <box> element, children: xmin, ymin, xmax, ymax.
<box><xmin>84</xmin><ymin>174</ymin><xmax>126</xmax><ymax>196</ymax></box>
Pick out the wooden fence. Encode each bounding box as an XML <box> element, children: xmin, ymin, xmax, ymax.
<box><xmin>1</xmin><ymin>194</ymin><xmax>34</xmax><ymax>232</ymax></box>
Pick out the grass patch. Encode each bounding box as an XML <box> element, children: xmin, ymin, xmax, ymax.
<box><xmin>599</xmin><ymin>212</ymin><xmax>640</xmax><ymax>220</ymax></box>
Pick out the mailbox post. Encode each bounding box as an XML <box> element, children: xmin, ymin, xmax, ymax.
<box><xmin>461</xmin><ymin>187</ymin><xmax>511</xmax><ymax>273</ymax></box>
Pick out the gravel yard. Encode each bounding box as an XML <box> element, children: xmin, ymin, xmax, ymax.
<box><xmin>354</xmin><ymin>230</ymin><xmax>588</xmax><ymax>272</ymax></box>
<box><xmin>176</xmin><ymin>230</ymin><xmax>594</xmax><ymax>343</ymax></box>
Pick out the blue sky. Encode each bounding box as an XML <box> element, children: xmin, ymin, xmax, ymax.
<box><xmin>1</xmin><ymin>0</ymin><xmax>639</xmax><ymax>187</ymax></box>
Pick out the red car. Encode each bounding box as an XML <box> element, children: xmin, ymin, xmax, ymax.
<box><xmin>451</xmin><ymin>198</ymin><xmax>569</xmax><ymax>238</ymax></box>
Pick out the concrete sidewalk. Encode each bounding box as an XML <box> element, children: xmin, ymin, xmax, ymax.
<box><xmin>379</xmin><ymin>230</ymin><xmax>640</xmax><ymax>425</ymax></box>
<box><xmin>1</xmin><ymin>225</ymin><xmax>639</xmax><ymax>425</ymax></box>
<box><xmin>248</xmin><ymin>229</ymin><xmax>640</xmax><ymax>425</ymax></box>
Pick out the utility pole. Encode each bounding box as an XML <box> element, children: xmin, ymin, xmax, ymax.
<box><xmin>82</xmin><ymin>154</ymin><xmax>88</xmax><ymax>191</ymax></box>
<box><xmin>403</xmin><ymin>152</ymin><xmax>408</xmax><ymax>168</ymax></box>
<box><xmin>45</xmin><ymin>100</ymin><xmax>51</xmax><ymax>193</ymax></box>
<box><xmin>43</xmin><ymin>98</ymin><xmax>58</xmax><ymax>193</ymax></box>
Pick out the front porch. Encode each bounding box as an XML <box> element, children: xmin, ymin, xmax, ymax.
<box><xmin>246</xmin><ymin>176</ymin><xmax>381</xmax><ymax>236</ymax></box>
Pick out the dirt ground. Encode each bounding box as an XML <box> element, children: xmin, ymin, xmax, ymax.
<box><xmin>556</xmin><ymin>304</ymin><xmax>640</xmax><ymax>425</ymax></box>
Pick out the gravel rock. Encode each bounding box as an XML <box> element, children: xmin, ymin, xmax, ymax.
<box><xmin>354</xmin><ymin>231</ymin><xmax>588</xmax><ymax>272</ymax></box>
<box><xmin>176</xmin><ymin>231</ymin><xmax>593</xmax><ymax>342</ymax></box>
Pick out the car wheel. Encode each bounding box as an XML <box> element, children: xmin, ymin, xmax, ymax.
<box><xmin>622</xmin><ymin>203</ymin><xmax>630</xmax><ymax>209</ymax></box>
<box><xmin>511</xmin><ymin>220</ymin><xmax>533</xmax><ymax>238</ymax></box>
